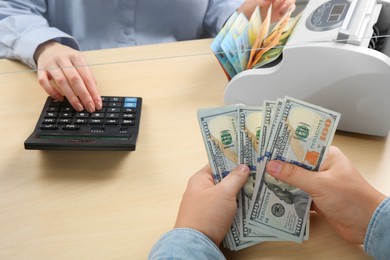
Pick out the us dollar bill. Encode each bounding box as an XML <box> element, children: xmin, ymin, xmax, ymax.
<box><xmin>238</xmin><ymin>106</ymin><xmax>280</xmax><ymax>242</ymax></box>
<box><xmin>197</xmin><ymin>106</ymin><xmax>240</xmax><ymax>183</ymax></box>
<box><xmin>258</xmin><ymin>100</ymin><xmax>277</xmax><ymax>162</ymax></box>
<box><xmin>248</xmin><ymin>97</ymin><xmax>341</xmax><ymax>243</ymax></box>
<box><xmin>197</xmin><ymin>105</ymin><xmax>260</xmax><ymax>250</ymax></box>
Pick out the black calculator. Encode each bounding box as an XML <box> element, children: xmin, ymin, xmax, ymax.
<box><xmin>25</xmin><ymin>96</ymin><xmax>142</xmax><ymax>151</ymax></box>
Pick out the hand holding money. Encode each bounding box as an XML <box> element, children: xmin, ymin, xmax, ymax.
<box><xmin>198</xmin><ymin>97</ymin><xmax>341</xmax><ymax>250</ymax></box>
<box><xmin>174</xmin><ymin>164</ymin><xmax>250</xmax><ymax>246</ymax></box>
<box><xmin>265</xmin><ymin>146</ymin><xmax>387</xmax><ymax>245</ymax></box>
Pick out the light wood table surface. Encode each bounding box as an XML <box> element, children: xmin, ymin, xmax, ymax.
<box><xmin>1</xmin><ymin>39</ymin><xmax>389</xmax><ymax>259</ymax></box>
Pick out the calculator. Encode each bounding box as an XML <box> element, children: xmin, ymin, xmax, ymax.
<box><xmin>24</xmin><ymin>96</ymin><xmax>142</xmax><ymax>151</ymax></box>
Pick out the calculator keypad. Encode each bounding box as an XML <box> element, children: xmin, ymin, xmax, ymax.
<box><xmin>40</xmin><ymin>97</ymin><xmax>138</xmax><ymax>135</ymax></box>
<box><xmin>25</xmin><ymin>96</ymin><xmax>142</xmax><ymax>151</ymax></box>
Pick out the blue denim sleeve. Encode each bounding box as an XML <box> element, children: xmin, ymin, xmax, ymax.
<box><xmin>148</xmin><ymin>228</ymin><xmax>226</xmax><ymax>260</ymax></box>
<box><xmin>364</xmin><ymin>197</ymin><xmax>390</xmax><ymax>260</ymax></box>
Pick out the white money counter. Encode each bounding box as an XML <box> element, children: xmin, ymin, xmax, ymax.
<box><xmin>224</xmin><ymin>0</ymin><xmax>390</xmax><ymax>136</ymax></box>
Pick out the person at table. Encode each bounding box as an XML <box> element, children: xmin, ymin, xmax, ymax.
<box><xmin>148</xmin><ymin>146</ymin><xmax>389</xmax><ymax>259</ymax></box>
<box><xmin>0</xmin><ymin>0</ymin><xmax>295</xmax><ymax>113</ymax></box>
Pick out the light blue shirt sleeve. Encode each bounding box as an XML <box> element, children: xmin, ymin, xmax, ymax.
<box><xmin>148</xmin><ymin>228</ymin><xmax>226</xmax><ymax>260</ymax></box>
<box><xmin>204</xmin><ymin>0</ymin><xmax>243</xmax><ymax>37</ymax></box>
<box><xmin>0</xmin><ymin>0</ymin><xmax>78</xmax><ymax>69</ymax></box>
<box><xmin>364</xmin><ymin>196</ymin><xmax>390</xmax><ymax>260</ymax></box>
<box><xmin>0</xmin><ymin>0</ymin><xmax>243</xmax><ymax>69</ymax></box>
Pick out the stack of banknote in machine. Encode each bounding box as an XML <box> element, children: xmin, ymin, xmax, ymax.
<box><xmin>211</xmin><ymin>5</ymin><xmax>302</xmax><ymax>79</ymax></box>
<box><xmin>197</xmin><ymin>97</ymin><xmax>341</xmax><ymax>250</ymax></box>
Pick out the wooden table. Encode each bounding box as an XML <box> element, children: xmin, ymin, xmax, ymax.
<box><xmin>1</xmin><ymin>39</ymin><xmax>389</xmax><ymax>259</ymax></box>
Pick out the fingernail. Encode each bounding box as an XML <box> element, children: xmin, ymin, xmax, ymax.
<box><xmin>86</xmin><ymin>102</ymin><xmax>95</xmax><ymax>113</ymax></box>
<box><xmin>236</xmin><ymin>164</ymin><xmax>249</xmax><ymax>173</ymax></box>
<box><xmin>75</xmin><ymin>102</ymin><xmax>84</xmax><ymax>112</ymax></box>
<box><xmin>267</xmin><ymin>161</ymin><xmax>282</xmax><ymax>175</ymax></box>
<box><xmin>95</xmin><ymin>100</ymin><xmax>102</xmax><ymax>110</ymax></box>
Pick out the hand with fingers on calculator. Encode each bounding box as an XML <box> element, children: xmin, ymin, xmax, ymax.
<box><xmin>25</xmin><ymin>96</ymin><xmax>142</xmax><ymax>151</ymax></box>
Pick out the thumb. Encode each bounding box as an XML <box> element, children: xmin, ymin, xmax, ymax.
<box><xmin>266</xmin><ymin>160</ymin><xmax>317</xmax><ymax>194</ymax></box>
<box><xmin>220</xmin><ymin>164</ymin><xmax>250</xmax><ymax>196</ymax></box>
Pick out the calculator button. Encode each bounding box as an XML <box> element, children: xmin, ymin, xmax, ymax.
<box><xmin>107</xmin><ymin>113</ymin><xmax>120</xmax><ymax>119</ymax></box>
<box><xmin>47</xmin><ymin>107</ymin><xmax>60</xmax><ymax>112</ymax></box>
<box><xmin>125</xmin><ymin>97</ymin><xmax>137</xmax><ymax>102</ymax></box>
<box><xmin>122</xmin><ymin>108</ymin><xmax>136</xmax><ymax>113</ymax></box>
<box><xmin>108</xmin><ymin>102</ymin><xmax>121</xmax><ymax>108</ymax></box>
<box><xmin>59</xmin><ymin>112</ymin><xmax>73</xmax><ymax>118</ymax></box>
<box><xmin>90</xmin><ymin>119</ymin><xmax>103</xmax><ymax>125</ymax></box>
<box><xmin>122</xmin><ymin>120</ymin><xmax>135</xmax><ymax>126</ymax></box>
<box><xmin>105</xmin><ymin>119</ymin><xmax>118</xmax><ymax>125</ymax></box>
<box><xmin>124</xmin><ymin>102</ymin><xmax>137</xmax><ymax>108</ymax></box>
<box><xmin>63</xmin><ymin>124</ymin><xmax>80</xmax><ymax>130</ymax></box>
<box><xmin>45</xmin><ymin>112</ymin><xmax>58</xmax><ymax>118</ymax></box>
<box><xmin>58</xmin><ymin>119</ymin><xmax>72</xmax><ymax>124</ymax></box>
<box><xmin>40</xmin><ymin>124</ymin><xmax>58</xmax><ymax>130</ymax></box>
<box><xmin>123</xmin><ymin>113</ymin><xmax>135</xmax><ymax>119</ymax></box>
<box><xmin>107</xmin><ymin>107</ymin><xmax>120</xmax><ymax>113</ymax></box>
<box><xmin>92</xmin><ymin>113</ymin><xmax>105</xmax><ymax>118</ymax></box>
<box><xmin>76</xmin><ymin>112</ymin><xmax>89</xmax><ymax>118</ymax></box>
<box><xmin>75</xmin><ymin>119</ymin><xmax>88</xmax><ymax>124</ymax></box>
<box><xmin>109</xmin><ymin>97</ymin><xmax>123</xmax><ymax>102</ymax></box>
<box><xmin>42</xmin><ymin>118</ymin><xmax>56</xmax><ymax>124</ymax></box>
<box><xmin>60</xmin><ymin>107</ymin><xmax>74</xmax><ymax>112</ymax></box>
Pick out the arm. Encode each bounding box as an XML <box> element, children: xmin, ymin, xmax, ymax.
<box><xmin>0</xmin><ymin>0</ymin><xmax>101</xmax><ymax>112</ymax></box>
<box><xmin>203</xmin><ymin>0</ymin><xmax>244</xmax><ymax>36</ymax></box>
<box><xmin>149</xmin><ymin>164</ymin><xmax>250</xmax><ymax>259</ymax></box>
<box><xmin>265</xmin><ymin>146</ymin><xmax>388</xmax><ymax>256</ymax></box>
<box><xmin>0</xmin><ymin>0</ymin><xmax>78</xmax><ymax>69</ymax></box>
<box><xmin>364</xmin><ymin>196</ymin><xmax>390</xmax><ymax>259</ymax></box>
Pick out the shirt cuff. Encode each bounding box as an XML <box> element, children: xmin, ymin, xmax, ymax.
<box><xmin>14</xmin><ymin>27</ymin><xmax>79</xmax><ymax>69</ymax></box>
<box><xmin>364</xmin><ymin>196</ymin><xmax>390</xmax><ymax>259</ymax></box>
<box><xmin>148</xmin><ymin>228</ymin><xmax>226</xmax><ymax>260</ymax></box>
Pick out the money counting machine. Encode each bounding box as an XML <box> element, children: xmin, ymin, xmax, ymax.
<box><xmin>224</xmin><ymin>0</ymin><xmax>390</xmax><ymax>136</ymax></box>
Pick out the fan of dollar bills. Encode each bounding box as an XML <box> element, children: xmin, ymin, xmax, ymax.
<box><xmin>211</xmin><ymin>5</ymin><xmax>302</xmax><ymax>79</ymax></box>
<box><xmin>197</xmin><ymin>97</ymin><xmax>341</xmax><ymax>250</ymax></box>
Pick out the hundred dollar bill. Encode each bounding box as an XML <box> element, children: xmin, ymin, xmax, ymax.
<box><xmin>197</xmin><ymin>106</ymin><xmax>259</xmax><ymax>250</ymax></box>
<box><xmin>197</xmin><ymin>106</ymin><xmax>240</xmax><ymax>183</ymax></box>
<box><xmin>258</xmin><ymin>100</ymin><xmax>277</xmax><ymax>162</ymax></box>
<box><xmin>248</xmin><ymin>97</ymin><xmax>341</xmax><ymax>243</ymax></box>
<box><xmin>197</xmin><ymin>106</ymin><xmax>268</xmax><ymax>249</ymax></box>
<box><xmin>237</xmin><ymin>106</ymin><xmax>272</xmax><ymax>241</ymax></box>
